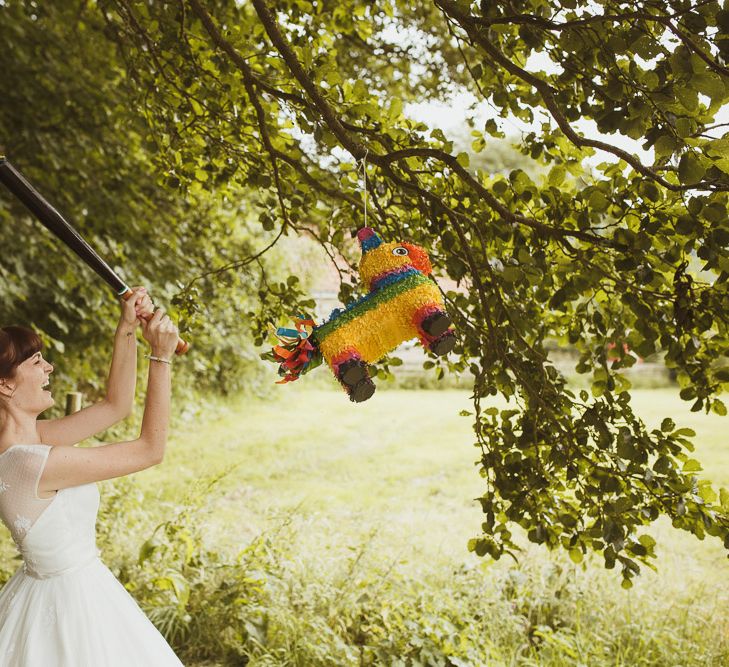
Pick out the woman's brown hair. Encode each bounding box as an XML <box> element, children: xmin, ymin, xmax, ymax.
<box><xmin>0</xmin><ymin>326</ymin><xmax>43</xmax><ymax>380</ymax></box>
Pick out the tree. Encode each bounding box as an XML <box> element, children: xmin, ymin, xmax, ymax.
<box><xmin>5</xmin><ymin>0</ymin><xmax>729</xmax><ymax>584</ymax></box>
<box><xmin>0</xmin><ymin>1</ymin><xmax>309</xmax><ymax>399</ymax></box>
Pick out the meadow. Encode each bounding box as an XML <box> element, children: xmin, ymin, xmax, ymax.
<box><xmin>2</xmin><ymin>381</ymin><xmax>727</xmax><ymax>665</ymax></box>
<box><xmin>113</xmin><ymin>381</ymin><xmax>729</xmax><ymax>666</ymax></box>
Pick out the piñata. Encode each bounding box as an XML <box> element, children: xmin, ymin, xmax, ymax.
<box><xmin>262</xmin><ymin>227</ymin><xmax>456</xmax><ymax>402</ymax></box>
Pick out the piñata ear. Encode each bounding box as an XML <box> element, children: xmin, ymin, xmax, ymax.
<box><xmin>357</xmin><ymin>227</ymin><xmax>383</xmax><ymax>253</ymax></box>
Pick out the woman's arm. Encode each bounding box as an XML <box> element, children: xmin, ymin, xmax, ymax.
<box><xmin>136</xmin><ymin>323</ymin><xmax>172</xmax><ymax>463</ymax></box>
<box><xmin>38</xmin><ymin>287</ymin><xmax>152</xmax><ymax>448</ymax></box>
<box><xmin>102</xmin><ymin>317</ymin><xmax>140</xmax><ymax>419</ymax></box>
<box><xmin>39</xmin><ymin>308</ymin><xmax>179</xmax><ymax>491</ymax></box>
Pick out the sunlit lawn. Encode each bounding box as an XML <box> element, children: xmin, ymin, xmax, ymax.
<box><xmin>128</xmin><ymin>381</ymin><xmax>729</xmax><ymax>664</ymax></box>
<box><xmin>135</xmin><ymin>381</ymin><xmax>484</xmax><ymax>564</ymax></box>
<box><xmin>139</xmin><ymin>382</ymin><xmax>729</xmax><ymax>560</ymax></box>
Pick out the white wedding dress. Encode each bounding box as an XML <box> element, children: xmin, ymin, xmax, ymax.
<box><xmin>0</xmin><ymin>444</ymin><xmax>184</xmax><ymax>666</ymax></box>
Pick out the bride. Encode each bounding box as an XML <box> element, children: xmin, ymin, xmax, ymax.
<box><xmin>0</xmin><ymin>286</ymin><xmax>184</xmax><ymax>665</ymax></box>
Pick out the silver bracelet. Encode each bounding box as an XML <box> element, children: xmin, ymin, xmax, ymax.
<box><xmin>146</xmin><ymin>354</ymin><xmax>172</xmax><ymax>365</ymax></box>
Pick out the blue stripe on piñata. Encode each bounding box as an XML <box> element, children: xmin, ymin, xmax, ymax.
<box><xmin>276</xmin><ymin>327</ymin><xmax>307</xmax><ymax>339</ymax></box>
<box><xmin>371</xmin><ymin>267</ymin><xmax>420</xmax><ymax>291</ymax></box>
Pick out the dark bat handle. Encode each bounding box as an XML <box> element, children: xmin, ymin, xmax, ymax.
<box><xmin>0</xmin><ymin>157</ymin><xmax>189</xmax><ymax>355</ymax></box>
<box><xmin>0</xmin><ymin>157</ymin><xmax>128</xmax><ymax>295</ymax></box>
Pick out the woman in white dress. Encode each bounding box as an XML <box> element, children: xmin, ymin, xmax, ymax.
<box><xmin>0</xmin><ymin>286</ymin><xmax>185</xmax><ymax>666</ymax></box>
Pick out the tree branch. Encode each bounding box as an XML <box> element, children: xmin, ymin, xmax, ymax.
<box><xmin>435</xmin><ymin>0</ymin><xmax>728</xmax><ymax>192</ymax></box>
<box><xmin>188</xmin><ymin>0</ymin><xmax>293</xmax><ymax>233</ymax></box>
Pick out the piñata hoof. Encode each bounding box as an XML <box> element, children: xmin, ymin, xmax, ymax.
<box><xmin>421</xmin><ymin>310</ymin><xmax>451</xmax><ymax>338</ymax></box>
<box><xmin>338</xmin><ymin>358</ymin><xmax>368</xmax><ymax>387</ymax></box>
<box><xmin>349</xmin><ymin>376</ymin><xmax>376</xmax><ymax>403</ymax></box>
<box><xmin>430</xmin><ymin>330</ymin><xmax>456</xmax><ymax>356</ymax></box>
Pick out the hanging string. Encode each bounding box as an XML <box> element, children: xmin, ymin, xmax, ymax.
<box><xmin>358</xmin><ymin>148</ymin><xmax>369</xmax><ymax>228</ymax></box>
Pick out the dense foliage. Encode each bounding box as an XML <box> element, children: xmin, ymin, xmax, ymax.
<box><xmin>2</xmin><ymin>0</ymin><xmax>729</xmax><ymax>583</ymax></box>
<box><xmin>0</xmin><ymin>1</ymin><xmax>307</xmax><ymax>398</ymax></box>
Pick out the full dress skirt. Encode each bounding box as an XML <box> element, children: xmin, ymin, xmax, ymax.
<box><xmin>0</xmin><ymin>444</ymin><xmax>184</xmax><ymax>666</ymax></box>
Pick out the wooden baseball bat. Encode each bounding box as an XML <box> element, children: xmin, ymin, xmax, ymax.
<box><xmin>0</xmin><ymin>156</ymin><xmax>189</xmax><ymax>354</ymax></box>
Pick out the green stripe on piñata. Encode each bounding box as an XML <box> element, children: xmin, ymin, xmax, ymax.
<box><xmin>312</xmin><ymin>272</ymin><xmax>431</xmax><ymax>344</ymax></box>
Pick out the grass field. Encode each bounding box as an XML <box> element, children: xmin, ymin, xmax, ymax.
<box><xmin>114</xmin><ymin>383</ymin><xmax>729</xmax><ymax>665</ymax></box>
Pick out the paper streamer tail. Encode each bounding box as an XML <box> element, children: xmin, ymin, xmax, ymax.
<box><xmin>259</xmin><ymin>315</ymin><xmax>323</xmax><ymax>384</ymax></box>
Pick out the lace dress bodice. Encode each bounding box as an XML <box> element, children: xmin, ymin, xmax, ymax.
<box><xmin>0</xmin><ymin>445</ymin><xmax>57</xmax><ymax>545</ymax></box>
<box><xmin>0</xmin><ymin>444</ymin><xmax>100</xmax><ymax>578</ymax></box>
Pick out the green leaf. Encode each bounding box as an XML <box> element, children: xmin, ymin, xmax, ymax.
<box><xmin>714</xmin><ymin>368</ymin><xmax>729</xmax><ymax>383</ymax></box>
<box><xmin>683</xmin><ymin>459</ymin><xmax>702</xmax><ymax>472</ymax></box>
<box><xmin>692</xmin><ymin>72</ymin><xmax>726</xmax><ymax>103</ymax></box>
<box><xmin>638</xmin><ymin>534</ymin><xmax>656</xmax><ymax>549</ymax></box>
<box><xmin>353</xmin><ymin>78</ymin><xmax>369</xmax><ymax>99</ymax></box>
<box><xmin>653</xmin><ymin>135</ymin><xmax>680</xmax><ymax>161</ymax></box>
<box><xmin>676</xmin><ymin>85</ymin><xmax>698</xmax><ymax>112</ymax></box>
<box><xmin>569</xmin><ymin>548</ymin><xmax>583</xmax><ymax>564</ymax></box>
<box><xmin>547</xmin><ymin>164</ymin><xmax>566</xmax><ymax>186</ymax></box>
<box><xmin>138</xmin><ymin>536</ymin><xmax>161</xmax><ymax>566</ymax></box>
<box><xmin>660</xmin><ymin>418</ymin><xmax>676</xmax><ymax>432</ymax></box>
<box><xmin>699</xmin><ymin>483</ymin><xmax>717</xmax><ymax>503</ymax></box>
<box><xmin>502</xmin><ymin>266</ymin><xmax>521</xmax><ymax>283</ymax></box>
<box><xmin>588</xmin><ymin>190</ymin><xmax>609</xmax><ymax>212</ymax></box>
<box><xmin>678</xmin><ymin>153</ymin><xmax>706</xmax><ymax>184</ymax></box>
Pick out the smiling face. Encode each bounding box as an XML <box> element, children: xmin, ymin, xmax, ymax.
<box><xmin>1</xmin><ymin>351</ymin><xmax>56</xmax><ymax>415</ymax></box>
<box><xmin>0</xmin><ymin>327</ymin><xmax>55</xmax><ymax>418</ymax></box>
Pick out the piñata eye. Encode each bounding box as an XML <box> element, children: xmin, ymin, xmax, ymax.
<box><xmin>392</xmin><ymin>247</ymin><xmax>408</xmax><ymax>256</ymax></box>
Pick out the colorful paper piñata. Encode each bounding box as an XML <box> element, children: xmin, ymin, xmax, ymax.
<box><xmin>262</xmin><ymin>227</ymin><xmax>456</xmax><ymax>402</ymax></box>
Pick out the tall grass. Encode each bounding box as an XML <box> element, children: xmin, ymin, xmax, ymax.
<box><xmin>90</xmin><ymin>469</ymin><xmax>729</xmax><ymax>665</ymax></box>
